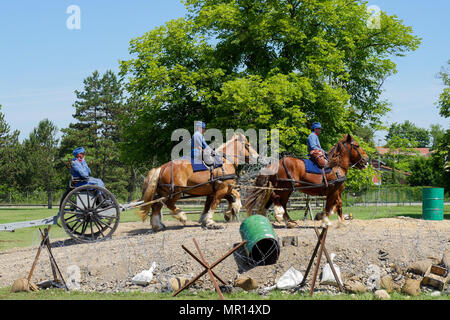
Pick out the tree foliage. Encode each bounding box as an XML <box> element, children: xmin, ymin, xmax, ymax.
<box><xmin>0</xmin><ymin>105</ymin><xmax>24</xmax><ymax>191</ymax></box>
<box><xmin>437</xmin><ymin>60</ymin><xmax>450</xmax><ymax>118</ymax></box>
<box><xmin>119</xmin><ymin>0</ymin><xmax>420</xmax><ymax>166</ymax></box>
<box><xmin>385</xmin><ymin>120</ymin><xmax>430</xmax><ymax>148</ymax></box>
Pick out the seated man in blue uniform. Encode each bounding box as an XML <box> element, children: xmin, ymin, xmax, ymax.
<box><xmin>191</xmin><ymin>121</ymin><xmax>223</xmax><ymax>170</ymax></box>
<box><xmin>191</xmin><ymin>121</ymin><xmax>208</xmax><ymax>165</ymax></box>
<box><xmin>307</xmin><ymin>122</ymin><xmax>328</xmax><ymax>168</ymax></box>
<box><xmin>70</xmin><ymin>147</ymin><xmax>105</xmax><ymax>188</ymax></box>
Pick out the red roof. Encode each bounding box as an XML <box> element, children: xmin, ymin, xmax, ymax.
<box><xmin>376</xmin><ymin>147</ymin><xmax>430</xmax><ymax>157</ymax></box>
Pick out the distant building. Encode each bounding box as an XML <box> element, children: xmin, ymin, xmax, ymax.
<box><xmin>376</xmin><ymin>147</ymin><xmax>431</xmax><ymax>158</ymax></box>
<box><xmin>371</xmin><ymin>151</ymin><xmax>413</xmax><ymax>185</ymax></box>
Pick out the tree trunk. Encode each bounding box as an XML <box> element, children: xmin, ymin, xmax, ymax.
<box><xmin>127</xmin><ymin>167</ymin><xmax>136</xmax><ymax>202</ymax></box>
<box><xmin>47</xmin><ymin>189</ymin><xmax>52</xmax><ymax>209</ymax></box>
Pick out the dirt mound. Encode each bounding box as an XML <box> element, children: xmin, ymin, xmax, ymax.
<box><xmin>0</xmin><ymin>217</ymin><xmax>448</xmax><ymax>295</ymax></box>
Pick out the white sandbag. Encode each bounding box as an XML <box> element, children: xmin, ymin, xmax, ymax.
<box><xmin>264</xmin><ymin>266</ymin><xmax>304</xmax><ymax>291</ymax></box>
<box><xmin>131</xmin><ymin>262</ymin><xmax>157</xmax><ymax>286</ymax></box>
<box><xmin>320</xmin><ymin>253</ymin><xmax>342</xmax><ymax>286</ymax></box>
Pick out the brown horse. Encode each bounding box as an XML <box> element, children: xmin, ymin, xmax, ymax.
<box><xmin>244</xmin><ymin>134</ymin><xmax>368</xmax><ymax>227</ymax></box>
<box><xmin>138</xmin><ymin>133</ymin><xmax>259</xmax><ymax>231</ymax></box>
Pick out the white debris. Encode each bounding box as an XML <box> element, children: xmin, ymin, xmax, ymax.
<box><xmin>264</xmin><ymin>266</ymin><xmax>303</xmax><ymax>291</ymax></box>
<box><xmin>365</xmin><ymin>264</ymin><xmax>381</xmax><ymax>291</ymax></box>
<box><xmin>320</xmin><ymin>253</ymin><xmax>343</xmax><ymax>286</ymax></box>
<box><xmin>131</xmin><ymin>262</ymin><xmax>157</xmax><ymax>286</ymax></box>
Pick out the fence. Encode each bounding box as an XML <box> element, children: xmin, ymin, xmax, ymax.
<box><xmin>0</xmin><ymin>189</ymin><xmax>143</xmax><ymax>208</ymax></box>
<box><xmin>342</xmin><ymin>186</ymin><xmax>450</xmax><ymax>207</ymax></box>
<box><xmin>0</xmin><ymin>186</ymin><xmax>447</xmax><ymax>209</ymax></box>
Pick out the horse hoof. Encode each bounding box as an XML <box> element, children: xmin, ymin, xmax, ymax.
<box><xmin>151</xmin><ymin>225</ymin><xmax>165</xmax><ymax>232</ymax></box>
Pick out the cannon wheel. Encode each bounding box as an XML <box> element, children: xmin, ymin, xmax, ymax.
<box><xmin>59</xmin><ymin>185</ymin><xmax>120</xmax><ymax>243</ymax></box>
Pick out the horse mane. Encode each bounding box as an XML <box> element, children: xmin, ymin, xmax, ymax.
<box><xmin>327</xmin><ymin>135</ymin><xmax>351</xmax><ymax>167</ymax></box>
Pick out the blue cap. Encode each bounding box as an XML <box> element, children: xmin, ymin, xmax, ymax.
<box><xmin>311</xmin><ymin>122</ymin><xmax>322</xmax><ymax>131</ymax></box>
<box><xmin>195</xmin><ymin>121</ymin><xmax>206</xmax><ymax>128</ymax></box>
<box><xmin>73</xmin><ymin>147</ymin><xmax>85</xmax><ymax>157</ymax></box>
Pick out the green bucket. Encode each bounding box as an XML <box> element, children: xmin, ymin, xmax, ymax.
<box><xmin>239</xmin><ymin>215</ymin><xmax>280</xmax><ymax>265</ymax></box>
<box><xmin>422</xmin><ymin>188</ymin><xmax>444</xmax><ymax>221</ymax></box>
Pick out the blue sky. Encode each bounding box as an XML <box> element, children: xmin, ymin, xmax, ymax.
<box><xmin>0</xmin><ymin>1</ymin><xmax>449</xmax><ymax>144</ymax></box>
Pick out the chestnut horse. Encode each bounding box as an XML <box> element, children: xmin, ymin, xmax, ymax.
<box><xmin>244</xmin><ymin>134</ymin><xmax>368</xmax><ymax>227</ymax></box>
<box><xmin>138</xmin><ymin>133</ymin><xmax>258</xmax><ymax>231</ymax></box>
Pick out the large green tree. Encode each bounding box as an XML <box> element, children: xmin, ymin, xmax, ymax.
<box><xmin>0</xmin><ymin>105</ymin><xmax>24</xmax><ymax>192</ymax></box>
<box><xmin>385</xmin><ymin>120</ymin><xmax>430</xmax><ymax>148</ymax></box>
<box><xmin>119</xmin><ymin>0</ymin><xmax>420</xmax><ymax>167</ymax></box>
<box><xmin>22</xmin><ymin>119</ymin><xmax>60</xmax><ymax>207</ymax></box>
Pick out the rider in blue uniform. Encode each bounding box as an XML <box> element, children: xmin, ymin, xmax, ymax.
<box><xmin>307</xmin><ymin>122</ymin><xmax>325</xmax><ymax>154</ymax></box>
<box><xmin>190</xmin><ymin>121</ymin><xmax>223</xmax><ymax>169</ymax></box>
<box><xmin>307</xmin><ymin>122</ymin><xmax>328</xmax><ymax>167</ymax></box>
<box><xmin>70</xmin><ymin>147</ymin><xmax>105</xmax><ymax>188</ymax></box>
<box><xmin>191</xmin><ymin>121</ymin><xmax>208</xmax><ymax>164</ymax></box>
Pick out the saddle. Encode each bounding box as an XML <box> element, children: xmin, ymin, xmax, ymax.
<box><xmin>307</xmin><ymin>150</ymin><xmax>330</xmax><ymax>188</ymax></box>
<box><xmin>309</xmin><ymin>149</ymin><xmax>328</xmax><ymax>168</ymax></box>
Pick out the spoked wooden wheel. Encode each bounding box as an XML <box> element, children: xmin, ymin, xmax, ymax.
<box><xmin>60</xmin><ymin>185</ymin><xmax>120</xmax><ymax>243</ymax></box>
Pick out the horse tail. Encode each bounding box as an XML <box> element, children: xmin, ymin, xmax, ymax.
<box><xmin>137</xmin><ymin>167</ymin><xmax>161</xmax><ymax>222</ymax></box>
<box><xmin>244</xmin><ymin>173</ymin><xmax>273</xmax><ymax>215</ymax></box>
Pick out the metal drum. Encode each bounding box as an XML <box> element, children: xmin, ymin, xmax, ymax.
<box><xmin>239</xmin><ymin>215</ymin><xmax>280</xmax><ymax>265</ymax></box>
<box><xmin>422</xmin><ymin>187</ymin><xmax>444</xmax><ymax>221</ymax></box>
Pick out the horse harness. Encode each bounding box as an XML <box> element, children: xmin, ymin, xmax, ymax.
<box><xmin>157</xmin><ymin>152</ymin><xmax>241</xmax><ymax>200</ymax></box>
<box><xmin>276</xmin><ymin>156</ymin><xmax>347</xmax><ymax>195</ymax></box>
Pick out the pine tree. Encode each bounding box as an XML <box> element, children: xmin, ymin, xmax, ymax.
<box><xmin>0</xmin><ymin>105</ymin><xmax>24</xmax><ymax>192</ymax></box>
<box><xmin>60</xmin><ymin>70</ymin><xmax>130</xmax><ymax>198</ymax></box>
<box><xmin>23</xmin><ymin>119</ymin><xmax>60</xmax><ymax>207</ymax></box>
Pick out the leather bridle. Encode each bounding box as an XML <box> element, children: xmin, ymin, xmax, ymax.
<box><xmin>343</xmin><ymin>141</ymin><xmax>367</xmax><ymax>169</ymax></box>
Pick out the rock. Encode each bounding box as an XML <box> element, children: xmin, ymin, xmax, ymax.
<box><xmin>344</xmin><ymin>280</ymin><xmax>366</xmax><ymax>294</ymax></box>
<box><xmin>380</xmin><ymin>275</ymin><xmax>394</xmax><ymax>293</ymax></box>
<box><xmin>431</xmin><ymin>291</ymin><xmax>441</xmax><ymax>297</ymax></box>
<box><xmin>10</xmin><ymin>278</ymin><xmax>39</xmax><ymax>293</ymax></box>
<box><xmin>365</xmin><ymin>264</ymin><xmax>381</xmax><ymax>291</ymax></box>
<box><xmin>234</xmin><ymin>276</ymin><xmax>259</xmax><ymax>291</ymax></box>
<box><xmin>378</xmin><ymin>250</ymin><xmax>389</xmax><ymax>261</ymax></box>
<box><xmin>365</xmin><ymin>264</ymin><xmax>381</xmax><ymax>276</ymax></box>
<box><xmin>219</xmin><ymin>285</ymin><xmax>233</xmax><ymax>294</ymax></box>
<box><xmin>366</xmin><ymin>274</ymin><xmax>381</xmax><ymax>291</ymax></box>
<box><xmin>169</xmin><ymin>277</ymin><xmax>189</xmax><ymax>291</ymax></box>
<box><xmin>374</xmin><ymin>289</ymin><xmax>390</xmax><ymax>300</ymax></box>
<box><xmin>402</xmin><ymin>279</ymin><xmax>421</xmax><ymax>296</ymax></box>
<box><xmin>407</xmin><ymin>259</ymin><xmax>433</xmax><ymax>275</ymax></box>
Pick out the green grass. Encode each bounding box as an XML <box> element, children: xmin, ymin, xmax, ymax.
<box><xmin>0</xmin><ymin>207</ymin><xmax>145</xmax><ymax>252</ymax></box>
<box><xmin>0</xmin><ymin>286</ymin><xmax>448</xmax><ymax>300</ymax></box>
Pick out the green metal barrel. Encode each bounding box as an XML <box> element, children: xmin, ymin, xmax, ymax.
<box><xmin>239</xmin><ymin>215</ymin><xmax>280</xmax><ymax>265</ymax></box>
<box><xmin>422</xmin><ymin>188</ymin><xmax>444</xmax><ymax>221</ymax></box>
